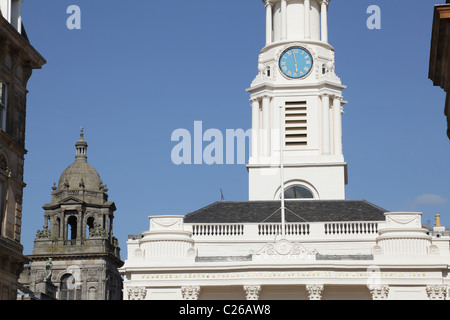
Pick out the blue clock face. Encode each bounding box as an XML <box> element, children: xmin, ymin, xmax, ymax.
<box><xmin>279</xmin><ymin>47</ymin><xmax>313</xmax><ymax>79</ymax></box>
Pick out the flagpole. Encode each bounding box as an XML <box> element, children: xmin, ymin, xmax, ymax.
<box><xmin>280</xmin><ymin>106</ymin><xmax>286</xmax><ymax>238</ymax></box>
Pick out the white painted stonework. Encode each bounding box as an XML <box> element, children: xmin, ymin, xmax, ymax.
<box><xmin>119</xmin><ymin>0</ymin><xmax>450</xmax><ymax>300</ymax></box>
<box><xmin>119</xmin><ymin>213</ymin><xmax>450</xmax><ymax>300</ymax></box>
<box><xmin>247</xmin><ymin>0</ymin><xmax>346</xmax><ymax>201</ymax></box>
<box><xmin>0</xmin><ymin>0</ymin><xmax>22</xmax><ymax>32</ymax></box>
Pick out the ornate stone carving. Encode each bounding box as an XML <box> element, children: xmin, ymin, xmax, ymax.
<box><xmin>181</xmin><ymin>286</ymin><xmax>201</xmax><ymax>300</ymax></box>
<box><xmin>127</xmin><ymin>286</ymin><xmax>147</xmax><ymax>300</ymax></box>
<box><xmin>428</xmin><ymin>244</ymin><xmax>440</xmax><ymax>255</ymax></box>
<box><xmin>252</xmin><ymin>239</ymin><xmax>317</xmax><ymax>259</ymax></box>
<box><xmin>133</xmin><ymin>248</ymin><xmax>144</xmax><ymax>259</ymax></box>
<box><xmin>386</xmin><ymin>214</ymin><xmax>419</xmax><ymax>226</ymax></box>
<box><xmin>244</xmin><ymin>285</ymin><xmax>261</xmax><ymax>300</ymax></box>
<box><xmin>368</xmin><ymin>285</ymin><xmax>389</xmax><ymax>300</ymax></box>
<box><xmin>36</xmin><ymin>225</ymin><xmax>51</xmax><ymax>239</ymax></box>
<box><xmin>89</xmin><ymin>222</ymin><xmax>108</xmax><ymax>238</ymax></box>
<box><xmin>306</xmin><ymin>284</ymin><xmax>324</xmax><ymax>300</ymax></box>
<box><xmin>426</xmin><ymin>285</ymin><xmax>447</xmax><ymax>300</ymax></box>
<box><xmin>372</xmin><ymin>245</ymin><xmax>383</xmax><ymax>255</ymax></box>
<box><xmin>150</xmin><ymin>217</ymin><xmax>183</xmax><ymax>231</ymax></box>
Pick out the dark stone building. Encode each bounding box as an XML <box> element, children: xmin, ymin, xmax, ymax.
<box><xmin>429</xmin><ymin>0</ymin><xmax>450</xmax><ymax>139</ymax></box>
<box><xmin>20</xmin><ymin>130</ymin><xmax>123</xmax><ymax>300</ymax></box>
<box><xmin>0</xmin><ymin>2</ymin><xmax>45</xmax><ymax>300</ymax></box>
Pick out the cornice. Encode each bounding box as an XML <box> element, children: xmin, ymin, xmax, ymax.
<box><xmin>261</xmin><ymin>39</ymin><xmax>334</xmax><ymax>55</ymax></box>
<box><xmin>0</xmin><ymin>14</ymin><xmax>46</xmax><ymax>69</ymax></box>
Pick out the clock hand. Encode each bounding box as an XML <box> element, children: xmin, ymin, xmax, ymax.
<box><xmin>292</xmin><ymin>52</ymin><xmax>298</xmax><ymax>72</ymax></box>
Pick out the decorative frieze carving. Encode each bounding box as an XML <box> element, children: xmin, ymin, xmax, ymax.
<box><xmin>252</xmin><ymin>239</ymin><xmax>317</xmax><ymax>260</ymax></box>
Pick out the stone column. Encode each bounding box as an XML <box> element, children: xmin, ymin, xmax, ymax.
<box><xmin>76</xmin><ymin>209</ymin><xmax>83</xmax><ymax>244</ymax></box>
<box><xmin>265</xmin><ymin>1</ymin><xmax>273</xmax><ymax>45</ymax></box>
<box><xmin>304</xmin><ymin>0</ymin><xmax>310</xmax><ymax>39</ymax></box>
<box><xmin>333</xmin><ymin>95</ymin><xmax>343</xmax><ymax>156</ymax></box>
<box><xmin>426</xmin><ymin>285</ymin><xmax>447</xmax><ymax>300</ymax></box>
<box><xmin>251</xmin><ymin>99</ymin><xmax>260</xmax><ymax>159</ymax></box>
<box><xmin>320</xmin><ymin>0</ymin><xmax>329</xmax><ymax>42</ymax></box>
<box><xmin>262</xmin><ymin>96</ymin><xmax>271</xmax><ymax>156</ymax></box>
<box><xmin>306</xmin><ymin>284</ymin><xmax>324</xmax><ymax>300</ymax></box>
<box><xmin>57</xmin><ymin>212</ymin><xmax>63</xmax><ymax>240</ymax></box>
<box><xmin>281</xmin><ymin>0</ymin><xmax>287</xmax><ymax>40</ymax></box>
<box><xmin>181</xmin><ymin>286</ymin><xmax>201</xmax><ymax>300</ymax></box>
<box><xmin>244</xmin><ymin>285</ymin><xmax>261</xmax><ymax>300</ymax></box>
<box><xmin>368</xmin><ymin>285</ymin><xmax>389</xmax><ymax>300</ymax></box>
<box><xmin>321</xmin><ymin>94</ymin><xmax>330</xmax><ymax>154</ymax></box>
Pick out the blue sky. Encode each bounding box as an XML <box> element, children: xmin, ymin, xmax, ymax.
<box><xmin>19</xmin><ymin>0</ymin><xmax>450</xmax><ymax>256</ymax></box>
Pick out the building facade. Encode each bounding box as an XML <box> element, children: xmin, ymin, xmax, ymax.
<box><xmin>19</xmin><ymin>130</ymin><xmax>123</xmax><ymax>300</ymax></box>
<box><xmin>0</xmin><ymin>0</ymin><xmax>45</xmax><ymax>300</ymax></box>
<box><xmin>429</xmin><ymin>0</ymin><xmax>450</xmax><ymax>140</ymax></box>
<box><xmin>119</xmin><ymin>0</ymin><xmax>450</xmax><ymax>300</ymax></box>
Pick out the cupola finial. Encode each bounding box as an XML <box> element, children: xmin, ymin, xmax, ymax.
<box><xmin>75</xmin><ymin>127</ymin><xmax>88</xmax><ymax>161</ymax></box>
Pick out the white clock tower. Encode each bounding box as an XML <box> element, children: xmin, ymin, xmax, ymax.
<box><xmin>247</xmin><ymin>0</ymin><xmax>347</xmax><ymax>201</ymax></box>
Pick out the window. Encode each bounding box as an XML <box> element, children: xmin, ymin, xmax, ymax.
<box><xmin>285</xmin><ymin>101</ymin><xmax>307</xmax><ymax>147</ymax></box>
<box><xmin>87</xmin><ymin>216</ymin><xmax>94</xmax><ymax>237</ymax></box>
<box><xmin>0</xmin><ymin>82</ymin><xmax>7</xmax><ymax>131</ymax></box>
<box><xmin>60</xmin><ymin>274</ymin><xmax>81</xmax><ymax>300</ymax></box>
<box><xmin>284</xmin><ymin>185</ymin><xmax>314</xmax><ymax>199</ymax></box>
<box><xmin>67</xmin><ymin>215</ymin><xmax>77</xmax><ymax>245</ymax></box>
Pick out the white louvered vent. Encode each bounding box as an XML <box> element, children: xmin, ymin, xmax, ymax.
<box><xmin>285</xmin><ymin>101</ymin><xmax>307</xmax><ymax>147</ymax></box>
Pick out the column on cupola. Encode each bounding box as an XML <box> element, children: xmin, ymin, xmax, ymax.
<box><xmin>265</xmin><ymin>1</ymin><xmax>273</xmax><ymax>45</ymax></box>
<box><xmin>262</xmin><ymin>96</ymin><xmax>271</xmax><ymax>156</ymax></box>
<box><xmin>251</xmin><ymin>98</ymin><xmax>260</xmax><ymax>159</ymax></box>
<box><xmin>77</xmin><ymin>209</ymin><xmax>83</xmax><ymax>243</ymax></box>
<box><xmin>321</xmin><ymin>94</ymin><xmax>331</xmax><ymax>154</ymax></box>
<box><xmin>59</xmin><ymin>213</ymin><xmax>64</xmax><ymax>240</ymax></box>
<box><xmin>281</xmin><ymin>0</ymin><xmax>287</xmax><ymax>40</ymax></box>
<box><xmin>320</xmin><ymin>0</ymin><xmax>329</xmax><ymax>42</ymax></box>
<box><xmin>304</xmin><ymin>0</ymin><xmax>311</xmax><ymax>39</ymax></box>
<box><xmin>332</xmin><ymin>95</ymin><xmax>343</xmax><ymax>156</ymax></box>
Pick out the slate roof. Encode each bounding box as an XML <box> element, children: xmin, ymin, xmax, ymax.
<box><xmin>184</xmin><ymin>200</ymin><xmax>388</xmax><ymax>223</ymax></box>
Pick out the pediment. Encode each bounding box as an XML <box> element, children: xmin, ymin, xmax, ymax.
<box><xmin>58</xmin><ymin>196</ymin><xmax>84</xmax><ymax>205</ymax></box>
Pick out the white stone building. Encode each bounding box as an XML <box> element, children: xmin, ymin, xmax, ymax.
<box><xmin>119</xmin><ymin>0</ymin><xmax>450</xmax><ymax>300</ymax></box>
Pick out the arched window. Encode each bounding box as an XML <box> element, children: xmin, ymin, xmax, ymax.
<box><xmin>88</xmin><ymin>286</ymin><xmax>97</xmax><ymax>300</ymax></box>
<box><xmin>67</xmin><ymin>216</ymin><xmax>77</xmax><ymax>245</ymax></box>
<box><xmin>87</xmin><ymin>216</ymin><xmax>95</xmax><ymax>237</ymax></box>
<box><xmin>60</xmin><ymin>274</ymin><xmax>81</xmax><ymax>300</ymax></box>
<box><xmin>284</xmin><ymin>185</ymin><xmax>314</xmax><ymax>199</ymax></box>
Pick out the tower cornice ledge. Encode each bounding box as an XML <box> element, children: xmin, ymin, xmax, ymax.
<box><xmin>260</xmin><ymin>39</ymin><xmax>335</xmax><ymax>54</ymax></box>
<box><xmin>247</xmin><ymin>81</ymin><xmax>347</xmax><ymax>94</ymax></box>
